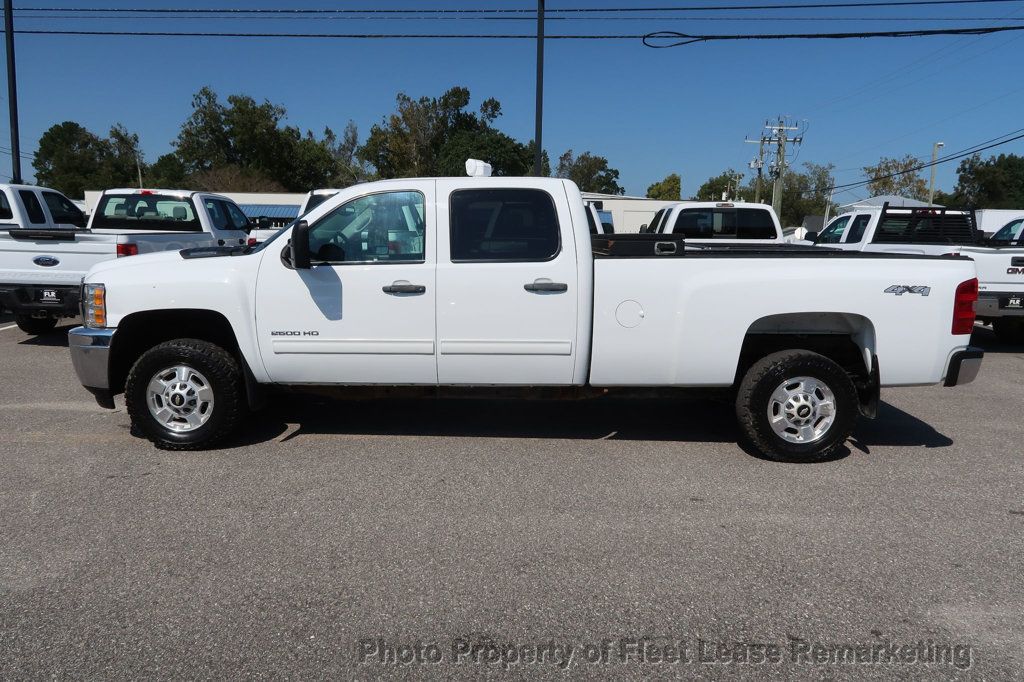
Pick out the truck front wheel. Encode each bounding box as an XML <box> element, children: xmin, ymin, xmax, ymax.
<box><xmin>735</xmin><ymin>350</ymin><xmax>858</xmax><ymax>463</ymax></box>
<box><xmin>15</xmin><ymin>314</ymin><xmax>58</xmax><ymax>335</ymax></box>
<box><xmin>125</xmin><ymin>339</ymin><xmax>245</xmax><ymax>450</ymax></box>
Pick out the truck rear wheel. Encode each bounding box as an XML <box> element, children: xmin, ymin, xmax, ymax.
<box><xmin>735</xmin><ymin>350</ymin><xmax>858</xmax><ymax>463</ymax></box>
<box><xmin>15</xmin><ymin>314</ymin><xmax>58</xmax><ymax>335</ymax></box>
<box><xmin>125</xmin><ymin>339</ymin><xmax>245</xmax><ymax>450</ymax></box>
<box><xmin>992</xmin><ymin>318</ymin><xmax>1024</xmax><ymax>345</ymax></box>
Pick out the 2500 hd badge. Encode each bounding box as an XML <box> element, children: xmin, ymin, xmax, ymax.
<box><xmin>270</xmin><ymin>330</ymin><xmax>320</xmax><ymax>336</ymax></box>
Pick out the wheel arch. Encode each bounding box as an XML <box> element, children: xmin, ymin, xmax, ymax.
<box><xmin>736</xmin><ymin>312</ymin><xmax>879</xmax><ymax>417</ymax></box>
<box><xmin>109</xmin><ymin>309</ymin><xmax>263</xmax><ymax>407</ymax></box>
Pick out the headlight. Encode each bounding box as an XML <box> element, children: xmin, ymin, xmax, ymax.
<box><xmin>83</xmin><ymin>283</ymin><xmax>106</xmax><ymax>328</ymax></box>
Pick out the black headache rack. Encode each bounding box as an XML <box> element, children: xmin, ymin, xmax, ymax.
<box><xmin>592</xmin><ymin>233</ymin><xmax>685</xmax><ymax>258</ymax></box>
<box><xmin>872</xmin><ymin>202</ymin><xmax>982</xmax><ymax>245</ymax></box>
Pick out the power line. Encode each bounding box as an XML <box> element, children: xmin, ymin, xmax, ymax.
<box><xmin>14</xmin><ymin>1</ymin><xmax>1024</xmax><ymax>14</ymax></box>
<box><xmin>13</xmin><ymin>24</ymin><xmax>1024</xmax><ymax>41</ymax></box>
<box><xmin>12</xmin><ymin>12</ymin><xmax>1024</xmax><ymax>22</ymax></box>
<box><xmin>643</xmin><ymin>23</ymin><xmax>1024</xmax><ymax>46</ymax></box>
<box><xmin>826</xmin><ymin>131</ymin><xmax>1024</xmax><ymax>193</ymax></box>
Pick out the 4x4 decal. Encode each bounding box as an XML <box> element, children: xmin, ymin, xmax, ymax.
<box><xmin>884</xmin><ymin>285</ymin><xmax>931</xmax><ymax>297</ymax></box>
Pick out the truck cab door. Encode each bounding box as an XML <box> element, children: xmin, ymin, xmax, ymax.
<box><xmin>254</xmin><ymin>182</ymin><xmax>437</xmax><ymax>384</ymax></box>
<box><xmin>434</xmin><ymin>180</ymin><xmax>579</xmax><ymax>385</ymax></box>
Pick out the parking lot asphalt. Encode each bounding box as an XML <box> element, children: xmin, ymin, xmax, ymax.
<box><xmin>1</xmin><ymin>313</ymin><xmax>1022</xmax><ymax>679</ymax></box>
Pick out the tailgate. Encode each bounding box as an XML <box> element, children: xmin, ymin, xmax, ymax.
<box><xmin>962</xmin><ymin>247</ymin><xmax>1024</xmax><ymax>293</ymax></box>
<box><xmin>0</xmin><ymin>231</ymin><xmax>116</xmax><ymax>285</ymax></box>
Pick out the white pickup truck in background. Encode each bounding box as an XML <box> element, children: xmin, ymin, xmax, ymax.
<box><xmin>67</xmin><ymin>168</ymin><xmax>984</xmax><ymax>462</ymax></box>
<box><xmin>0</xmin><ymin>188</ymin><xmax>252</xmax><ymax>335</ymax></box>
<box><xmin>646</xmin><ymin>201</ymin><xmax>784</xmax><ymax>243</ymax></box>
<box><xmin>807</xmin><ymin>204</ymin><xmax>1024</xmax><ymax>343</ymax></box>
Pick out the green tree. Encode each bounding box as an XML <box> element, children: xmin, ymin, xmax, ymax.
<box><xmin>147</xmin><ymin>153</ymin><xmax>188</xmax><ymax>188</ymax></box>
<box><xmin>646</xmin><ymin>173</ymin><xmax>681</xmax><ymax>200</ymax></box>
<box><xmin>951</xmin><ymin>153</ymin><xmax>1024</xmax><ymax>208</ymax></box>
<box><xmin>328</xmin><ymin>121</ymin><xmax>374</xmax><ymax>188</ymax></box>
<box><xmin>33</xmin><ymin>121</ymin><xmax>144</xmax><ymax>197</ymax></box>
<box><xmin>694</xmin><ymin>169</ymin><xmax>743</xmax><ymax>201</ymax></box>
<box><xmin>556</xmin><ymin>150</ymin><xmax>623</xmax><ymax>194</ymax></box>
<box><xmin>173</xmin><ymin>86</ymin><xmax>337</xmax><ymax>191</ymax></box>
<box><xmin>357</xmin><ymin>86</ymin><xmax>520</xmax><ymax>179</ymax></box>
<box><xmin>863</xmin><ymin>154</ymin><xmax>928</xmax><ymax>200</ymax></box>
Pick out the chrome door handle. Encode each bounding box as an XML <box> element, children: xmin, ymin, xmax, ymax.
<box><xmin>382</xmin><ymin>283</ymin><xmax>426</xmax><ymax>295</ymax></box>
<box><xmin>524</xmin><ymin>281</ymin><xmax>568</xmax><ymax>293</ymax></box>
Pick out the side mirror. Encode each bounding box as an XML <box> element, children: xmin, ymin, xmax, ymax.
<box><xmin>291</xmin><ymin>220</ymin><xmax>311</xmax><ymax>269</ymax></box>
<box><xmin>804</xmin><ymin>230</ymin><xmax>819</xmax><ymax>243</ymax></box>
<box><xmin>640</xmin><ymin>224</ymin><xmax>648</xmax><ymax>233</ymax></box>
<box><xmin>257</xmin><ymin>217</ymin><xmax>272</xmax><ymax>230</ymax></box>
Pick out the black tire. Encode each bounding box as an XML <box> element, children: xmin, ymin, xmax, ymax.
<box><xmin>735</xmin><ymin>350</ymin><xmax>858</xmax><ymax>463</ymax></box>
<box><xmin>125</xmin><ymin>338</ymin><xmax>245</xmax><ymax>450</ymax></box>
<box><xmin>992</xmin><ymin>318</ymin><xmax>1024</xmax><ymax>345</ymax></box>
<box><xmin>15</xmin><ymin>314</ymin><xmax>58</xmax><ymax>335</ymax></box>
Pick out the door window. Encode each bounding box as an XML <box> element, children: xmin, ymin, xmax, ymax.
<box><xmin>816</xmin><ymin>216</ymin><xmax>850</xmax><ymax>244</ymax></box>
<box><xmin>204</xmin><ymin>199</ymin><xmax>231</xmax><ymax>231</ymax></box>
<box><xmin>844</xmin><ymin>214</ymin><xmax>871</xmax><ymax>243</ymax></box>
<box><xmin>449</xmin><ymin>188</ymin><xmax>560</xmax><ymax>262</ymax></box>
<box><xmin>42</xmin><ymin>192</ymin><xmax>86</xmax><ymax>227</ymax></box>
<box><xmin>19</xmin><ymin>190</ymin><xmax>46</xmax><ymax>224</ymax></box>
<box><xmin>0</xmin><ymin>192</ymin><xmax>12</xmax><ymax>220</ymax></box>
<box><xmin>992</xmin><ymin>219</ymin><xmax>1024</xmax><ymax>244</ymax></box>
<box><xmin>308</xmin><ymin>190</ymin><xmax>425</xmax><ymax>264</ymax></box>
<box><xmin>223</xmin><ymin>201</ymin><xmax>251</xmax><ymax>231</ymax></box>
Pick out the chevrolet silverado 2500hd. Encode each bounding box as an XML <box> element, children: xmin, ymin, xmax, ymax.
<box><xmin>0</xmin><ymin>188</ymin><xmax>252</xmax><ymax>335</ymax></box>
<box><xmin>67</xmin><ymin>171</ymin><xmax>983</xmax><ymax>462</ymax></box>
<box><xmin>808</xmin><ymin>203</ymin><xmax>1024</xmax><ymax>343</ymax></box>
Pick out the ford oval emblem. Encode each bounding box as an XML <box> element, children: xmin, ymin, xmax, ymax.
<box><xmin>33</xmin><ymin>255</ymin><xmax>60</xmax><ymax>267</ymax></box>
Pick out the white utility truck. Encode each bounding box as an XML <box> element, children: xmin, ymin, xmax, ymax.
<box><xmin>0</xmin><ymin>188</ymin><xmax>252</xmax><ymax>335</ymax></box>
<box><xmin>68</xmin><ymin>166</ymin><xmax>982</xmax><ymax>462</ymax></box>
<box><xmin>808</xmin><ymin>204</ymin><xmax>1024</xmax><ymax>343</ymax></box>
<box><xmin>648</xmin><ymin>201</ymin><xmax>784</xmax><ymax>243</ymax></box>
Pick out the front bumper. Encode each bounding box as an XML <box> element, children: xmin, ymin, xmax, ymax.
<box><xmin>976</xmin><ymin>292</ymin><xmax>1024</xmax><ymax>318</ymax></box>
<box><xmin>944</xmin><ymin>347</ymin><xmax>984</xmax><ymax>387</ymax></box>
<box><xmin>69</xmin><ymin>326</ymin><xmax>116</xmax><ymax>408</ymax></box>
<box><xmin>0</xmin><ymin>283</ymin><xmax>80</xmax><ymax>316</ymax></box>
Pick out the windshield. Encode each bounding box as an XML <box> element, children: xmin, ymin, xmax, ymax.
<box><xmin>92</xmin><ymin>194</ymin><xmax>201</xmax><ymax>232</ymax></box>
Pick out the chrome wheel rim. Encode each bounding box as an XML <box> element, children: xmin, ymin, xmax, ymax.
<box><xmin>146</xmin><ymin>365</ymin><xmax>215</xmax><ymax>432</ymax></box>
<box><xmin>767</xmin><ymin>375</ymin><xmax>836</xmax><ymax>444</ymax></box>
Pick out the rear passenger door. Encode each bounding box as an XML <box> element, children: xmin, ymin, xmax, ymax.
<box><xmin>435</xmin><ymin>181</ymin><xmax>578</xmax><ymax>385</ymax></box>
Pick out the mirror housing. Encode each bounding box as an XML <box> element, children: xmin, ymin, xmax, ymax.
<box><xmin>257</xmin><ymin>217</ymin><xmax>272</xmax><ymax>230</ymax></box>
<box><xmin>639</xmin><ymin>224</ymin><xmax>648</xmax><ymax>233</ymax></box>
<box><xmin>804</xmin><ymin>230</ymin><xmax>819</xmax><ymax>243</ymax></box>
<box><xmin>291</xmin><ymin>220</ymin><xmax>312</xmax><ymax>269</ymax></box>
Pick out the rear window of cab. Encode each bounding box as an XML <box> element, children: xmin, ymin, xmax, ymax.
<box><xmin>93</xmin><ymin>194</ymin><xmax>202</xmax><ymax>232</ymax></box>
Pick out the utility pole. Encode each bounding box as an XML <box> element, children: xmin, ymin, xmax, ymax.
<box><xmin>533</xmin><ymin>0</ymin><xmax>545</xmax><ymax>177</ymax></box>
<box><xmin>761</xmin><ymin>118</ymin><xmax>802</xmax><ymax>219</ymax></box>
<box><xmin>928</xmin><ymin>141</ymin><xmax>944</xmax><ymax>206</ymax></box>
<box><xmin>4</xmin><ymin>0</ymin><xmax>23</xmax><ymax>184</ymax></box>
<box><xmin>745</xmin><ymin>133</ymin><xmax>766</xmax><ymax>203</ymax></box>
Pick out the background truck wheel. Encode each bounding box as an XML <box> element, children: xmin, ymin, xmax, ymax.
<box><xmin>15</xmin><ymin>314</ymin><xmax>58</xmax><ymax>335</ymax></box>
<box><xmin>125</xmin><ymin>338</ymin><xmax>245</xmax><ymax>450</ymax></box>
<box><xmin>992</xmin><ymin>318</ymin><xmax>1024</xmax><ymax>345</ymax></box>
<box><xmin>735</xmin><ymin>350</ymin><xmax>858</xmax><ymax>463</ymax></box>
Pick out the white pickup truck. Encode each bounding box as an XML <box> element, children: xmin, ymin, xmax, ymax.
<box><xmin>0</xmin><ymin>188</ymin><xmax>252</xmax><ymax>335</ymax></box>
<box><xmin>647</xmin><ymin>201</ymin><xmax>784</xmax><ymax>243</ymax></box>
<box><xmin>67</xmin><ymin>170</ymin><xmax>983</xmax><ymax>462</ymax></box>
<box><xmin>808</xmin><ymin>204</ymin><xmax>1024</xmax><ymax>343</ymax></box>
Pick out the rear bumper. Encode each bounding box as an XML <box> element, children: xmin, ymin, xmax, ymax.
<box><xmin>976</xmin><ymin>292</ymin><xmax>1024</xmax><ymax>318</ymax></box>
<box><xmin>0</xmin><ymin>283</ymin><xmax>80</xmax><ymax>316</ymax></box>
<box><xmin>944</xmin><ymin>347</ymin><xmax>984</xmax><ymax>387</ymax></box>
<box><xmin>69</xmin><ymin>326</ymin><xmax>116</xmax><ymax>408</ymax></box>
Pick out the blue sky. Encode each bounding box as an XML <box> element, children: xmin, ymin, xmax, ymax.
<box><xmin>3</xmin><ymin>0</ymin><xmax>1024</xmax><ymax>200</ymax></box>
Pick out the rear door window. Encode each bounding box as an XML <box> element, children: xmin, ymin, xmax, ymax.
<box><xmin>222</xmin><ymin>201</ymin><xmax>251</xmax><ymax>231</ymax></box>
<box><xmin>42</xmin><ymin>191</ymin><xmax>86</xmax><ymax>227</ymax></box>
<box><xmin>844</xmin><ymin>214</ymin><xmax>871</xmax><ymax>243</ymax></box>
<box><xmin>450</xmin><ymin>188</ymin><xmax>560</xmax><ymax>262</ymax></box>
<box><xmin>991</xmin><ymin>219</ymin><xmax>1024</xmax><ymax>244</ymax></box>
<box><xmin>19</xmin><ymin>190</ymin><xmax>47</xmax><ymax>225</ymax></box>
